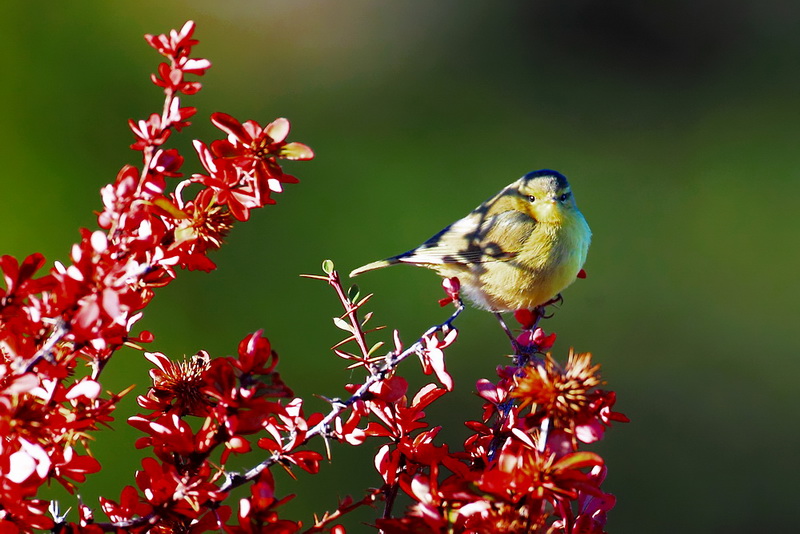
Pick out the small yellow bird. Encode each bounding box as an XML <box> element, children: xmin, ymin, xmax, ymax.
<box><xmin>349</xmin><ymin>170</ymin><xmax>591</xmax><ymax>314</ymax></box>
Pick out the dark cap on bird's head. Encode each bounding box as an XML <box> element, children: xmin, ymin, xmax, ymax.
<box><xmin>522</xmin><ymin>169</ymin><xmax>570</xmax><ymax>191</ymax></box>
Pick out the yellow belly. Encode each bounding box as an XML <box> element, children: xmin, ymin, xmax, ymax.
<box><xmin>435</xmin><ymin>212</ymin><xmax>590</xmax><ymax>312</ymax></box>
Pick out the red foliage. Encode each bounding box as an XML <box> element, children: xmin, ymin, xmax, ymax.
<box><xmin>0</xmin><ymin>20</ymin><xmax>624</xmax><ymax>533</ymax></box>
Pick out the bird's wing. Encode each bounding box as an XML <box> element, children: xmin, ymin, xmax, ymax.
<box><xmin>396</xmin><ymin>209</ymin><xmax>535</xmax><ymax>265</ymax></box>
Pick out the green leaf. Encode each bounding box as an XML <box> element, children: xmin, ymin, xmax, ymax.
<box><xmin>347</xmin><ymin>284</ymin><xmax>360</xmax><ymax>303</ymax></box>
<box><xmin>356</xmin><ymin>293</ymin><xmax>374</xmax><ymax>308</ymax></box>
<box><xmin>361</xmin><ymin>311</ymin><xmax>373</xmax><ymax>325</ymax></box>
<box><xmin>367</xmin><ymin>341</ymin><xmax>385</xmax><ymax>356</ymax></box>
<box><xmin>322</xmin><ymin>259</ymin><xmax>335</xmax><ymax>274</ymax></box>
<box><xmin>333</xmin><ymin>317</ymin><xmax>353</xmax><ymax>333</ymax></box>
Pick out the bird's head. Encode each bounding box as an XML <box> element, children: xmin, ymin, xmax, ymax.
<box><xmin>512</xmin><ymin>169</ymin><xmax>578</xmax><ymax>223</ymax></box>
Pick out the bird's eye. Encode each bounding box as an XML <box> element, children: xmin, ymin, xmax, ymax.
<box><xmin>559</xmin><ymin>193</ymin><xmax>570</xmax><ymax>202</ymax></box>
<box><xmin>527</xmin><ymin>195</ymin><xmax>536</xmax><ymax>202</ymax></box>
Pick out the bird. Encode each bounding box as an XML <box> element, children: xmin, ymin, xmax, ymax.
<box><xmin>349</xmin><ymin>169</ymin><xmax>591</xmax><ymax>316</ymax></box>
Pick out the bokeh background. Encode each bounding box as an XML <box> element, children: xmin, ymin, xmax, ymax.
<box><xmin>2</xmin><ymin>1</ymin><xmax>799</xmax><ymax>532</ymax></box>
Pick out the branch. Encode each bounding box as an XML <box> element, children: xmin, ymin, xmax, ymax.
<box><xmin>218</xmin><ymin>279</ymin><xmax>464</xmax><ymax>494</ymax></box>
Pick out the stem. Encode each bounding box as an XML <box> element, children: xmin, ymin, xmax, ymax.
<box><xmin>218</xmin><ymin>294</ymin><xmax>464</xmax><ymax>494</ymax></box>
<box><xmin>329</xmin><ymin>270</ymin><xmax>372</xmax><ymax>360</ymax></box>
<box><xmin>302</xmin><ymin>489</ymin><xmax>382</xmax><ymax>533</ymax></box>
<box><xmin>487</xmin><ymin>305</ymin><xmax>547</xmax><ymax>461</ymax></box>
<box><xmin>381</xmin><ymin>456</ymin><xmax>405</xmax><ymax>521</ymax></box>
<box><xmin>20</xmin><ymin>320</ymin><xmax>68</xmax><ymax>374</ymax></box>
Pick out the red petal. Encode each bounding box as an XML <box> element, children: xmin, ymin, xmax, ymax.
<box><xmin>410</xmin><ymin>384</ymin><xmax>447</xmax><ymax>409</ymax></box>
<box><xmin>286</xmin><ymin>450</ymin><xmax>322</xmax><ymax>474</ymax></box>
<box><xmin>427</xmin><ymin>348</ymin><xmax>453</xmax><ymax>391</ymax></box>
<box><xmin>211</xmin><ymin>112</ymin><xmax>250</xmax><ymax>142</ymax></box>
<box><xmin>369</xmin><ymin>376</ymin><xmax>408</xmax><ymax>403</ymax></box>
<box><xmin>514</xmin><ymin>309</ymin><xmax>536</xmax><ymax>328</ymax></box>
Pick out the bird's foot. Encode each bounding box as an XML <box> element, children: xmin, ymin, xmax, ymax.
<box><xmin>539</xmin><ymin>294</ymin><xmax>563</xmax><ymax>319</ymax></box>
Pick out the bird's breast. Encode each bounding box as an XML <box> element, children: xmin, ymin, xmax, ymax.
<box><xmin>465</xmin><ymin>210</ymin><xmax>590</xmax><ymax>312</ymax></box>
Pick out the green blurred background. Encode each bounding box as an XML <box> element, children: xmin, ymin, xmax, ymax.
<box><xmin>2</xmin><ymin>1</ymin><xmax>799</xmax><ymax>532</ymax></box>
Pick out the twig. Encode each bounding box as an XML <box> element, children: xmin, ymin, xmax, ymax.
<box><xmin>303</xmin><ymin>489</ymin><xmax>382</xmax><ymax>533</ymax></box>
<box><xmin>218</xmin><ymin>293</ymin><xmax>464</xmax><ymax>494</ymax></box>
<box><xmin>487</xmin><ymin>305</ymin><xmax>548</xmax><ymax>461</ymax></box>
<box><xmin>19</xmin><ymin>320</ymin><xmax>68</xmax><ymax>374</ymax></box>
<box><xmin>328</xmin><ymin>269</ymin><xmax>372</xmax><ymax>360</ymax></box>
<box><xmin>381</xmin><ymin>456</ymin><xmax>405</xmax><ymax>520</ymax></box>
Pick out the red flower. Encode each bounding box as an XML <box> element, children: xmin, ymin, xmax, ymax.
<box><xmin>233</xmin><ymin>330</ymin><xmax>281</xmax><ymax>376</ymax></box>
<box><xmin>129</xmin><ymin>114</ymin><xmax>172</xmax><ymax>151</ymax></box>
<box><xmin>515</xmin><ymin>327</ymin><xmax>556</xmax><ymax>351</ymax></box>
<box><xmin>365</xmin><ymin>383</ymin><xmax>447</xmax><ymax>441</ymax></box>
<box><xmin>226</xmin><ymin>471</ymin><xmax>299</xmax><ymax>534</ymax></box>
<box><xmin>513</xmin><ymin>308</ymin><xmax>537</xmax><ymax>329</ymax></box>
<box><xmin>100</xmin><ymin>485</ymin><xmax>153</xmax><ymax>524</ymax></box>
<box><xmin>193</xmin><ymin>140</ymin><xmax>266</xmax><ymax>220</ymax></box>
<box><xmin>138</xmin><ymin>351</ymin><xmax>212</xmax><ymax>417</ymax></box>
<box><xmin>481</xmin><ymin>437</ymin><xmax>605</xmax><ymax>504</ymax></box>
<box><xmin>134</xmin><ymin>457</ymin><xmax>226</xmax><ymax>516</ymax></box>
<box><xmin>209</xmin><ymin>112</ymin><xmax>314</xmax><ymax>195</ymax></box>
<box><xmin>438</xmin><ymin>276</ymin><xmax>461</xmax><ymax>307</ymax></box>
<box><xmin>510</xmin><ymin>350</ymin><xmax>628</xmax><ymax>444</ymax></box>
<box><xmin>144</xmin><ymin>21</ymin><xmax>200</xmax><ymax>60</ymax></box>
<box><xmin>0</xmin><ymin>253</ymin><xmax>53</xmax><ymax>303</ymax></box>
<box><xmin>49</xmin><ymin>446</ymin><xmax>102</xmax><ymax>492</ymax></box>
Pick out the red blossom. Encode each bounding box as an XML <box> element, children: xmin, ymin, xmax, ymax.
<box><xmin>438</xmin><ymin>276</ymin><xmax>461</xmax><ymax>307</ymax></box>
<box><xmin>516</xmin><ymin>326</ymin><xmax>556</xmax><ymax>351</ymax></box>
<box><xmin>129</xmin><ymin>113</ymin><xmax>172</xmax><ymax>150</ymax></box>
<box><xmin>144</xmin><ymin>21</ymin><xmax>210</xmax><ymax>96</ymax></box>
<box><xmin>487</xmin><ymin>440</ymin><xmax>605</xmax><ymax>503</ymax></box>
<box><xmin>138</xmin><ymin>351</ymin><xmax>212</xmax><ymax>417</ymax></box>
<box><xmin>234</xmin><ymin>330</ymin><xmax>281</xmax><ymax>376</ymax></box>
<box><xmin>0</xmin><ymin>19</ymin><xmax>318</xmax><ymax>531</ymax></box>
<box><xmin>0</xmin><ymin>253</ymin><xmax>54</xmax><ymax>302</ymax></box>
<box><xmin>144</xmin><ymin>21</ymin><xmax>200</xmax><ymax>60</ymax></box>
<box><xmin>193</xmin><ymin>140</ymin><xmax>268</xmax><ymax>220</ymax></box>
<box><xmin>513</xmin><ymin>308</ymin><xmax>537</xmax><ymax>329</ymax></box>
<box><xmin>510</xmin><ymin>351</ymin><xmax>628</xmax><ymax>445</ymax></box>
<box><xmin>100</xmin><ymin>485</ymin><xmax>153</xmax><ymax>524</ymax></box>
<box><xmin>226</xmin><ymin>471</ymin><xmax>299</xmax><ymax>534</ymax></box>
<box><xmin>49</xmin><ymin>446</ymin><xmax>102</xmax><ymax>491</ymax></box>
<box><xmin>209</xmin><ymin>112</ymin><xmax>314</xmax><ymax>196</ymax></box>
<box><xmin>134</xmin><ymin>457</ymin><xmax>226</xmax><ymax>516</ymax></box>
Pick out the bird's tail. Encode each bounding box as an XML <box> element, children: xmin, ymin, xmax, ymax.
<box><xmin>349</xmin><ymin>258</ymin><xmax>401</xmax><ymax>277</ymax></box>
